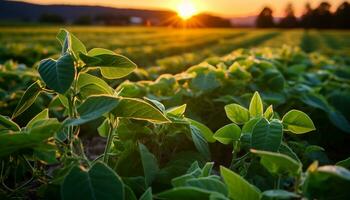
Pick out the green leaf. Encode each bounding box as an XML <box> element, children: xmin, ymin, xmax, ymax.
<box><xmin>0</xmin><ymin>121</ymin><xmax>60</xmax><ymax>157</ymax></box>
<box><xmin>139</xmin><ymin>188</ymin><xmax>152</xmax><ymax>200</ymax></box>
<box><xmin>328</xmin><ymin>110</ymin><xmax>350</xmax><ymax>134</ymax></box>
<box><xmin>190</xmin><ymin>72</ymin><xmax>221</xmax><ymax>92</ymax></box>
<box><xmin>187</xmin><ymin>118</ymin><xmax>215</xmax><ymax>143</ymax></box>
<box><xmin>33</xmin><ymin>149</ymin><xmax>58</xmax><ymax>165</ymax></box>
<box><xmin>156</xmin><ymin>187</ymin><xmax>212</xmax><ymax>200</ymax></box>
<box><xmin>143</xmin><ymin>97</ymin><xmax>165</xmax><ymax>112</ymax></box>
<box><xmin>65</xmin><ymin>95</ymin><xmax>119</xmax><ymax>126</ymax></box>
<box><xmin>201</xmin><ymin>162</ymin><xmax>214</xmax><ymax>177</ymax></box>
<box><xmin>139</xmin><ymin>143</ymin><xmax>159</xmax><ymax>186</ymax></box>
<box><xmin>186</xmin><ymin>177</ymin><xmax>228</xmax><ymax>196</ymax></box>
<box><xmin>167</xmin><ymin>104</ymin><xmax>187</xmax><ymax>116</ymax></box>
<box><xmin>81</xmin><ymin>48</ymin><xmax>137</xmax><ymax>79</ymax></box>
<box><xmin>12</xmin><ymin>81</ymin><xmax>42</xmax><ymax>118</ymax></box>
<box><xmin>58</xmin><ymin>94</ymin><xmax>69</xmax><ymax>108</ymax></box>
<box><xmin>220</xmin><ymin>166</ymin><xmax>261</xmax><ymax>200</ymax></box>
<box><xmin>282</xmin><ymin>110</ymin><xmax>315</xmax><ymax>134</ymax></box>
<box><xmin>250</xmin><ymin>149</ymin><xmax>302</xmax><ymax>176</ymax></box>
<box><xmin>61</xmin><ymin>162</ymin><xmax>124</xmax><ymax>200</ymax></box>
<box><xmin>214</xmin><ymin>124</ymin><xmax>241</xmax><ymax>145</ymax></box>
<box><xmin>57</xmin><ymin>29</ymin><xmax>87</xmax><ymax>58</ymax></box>
<box><xmin>77</xmin><ymin>73</ymin><xmax>114</xmax><ymax>96</ymax></box>
<box><xmin>264</xmin><ymin>105</ymin><xmax>274</xmax><ymax>120</ymax></box>
<box><xmin>38</xmin><ymin>54</ymin><xmax>75</xmax><ymax>94</ymax></box>
<box><xmin>249</xmin><ymin>92</ymin><xmax>264</xmax><ymax>118</ymax></box>
<box><xmin>225</xmin><ymin>104</ymin><xmax>249</xmax><ymax>125</ymax></box>
<box><xmin>97</xmin><ymin>119</ymin><xmax>110</xmax><ymax>138</ymax></box>
<box><xmin>190</xmin><ymin>125</ymin><xmax>211</xmax><ymax>160</ymax></box>
<box><xmin>262</xmin><ymin>190</ymin><xmax>299</xmax><ymax>200</ymax></box>
<box><xmin>0</xmin><ymin>115</ymin><xmax>20</xmax><ymax>132</ymax></box>
<box><xmin>113</xmin><ymin>97</ymin><xmax>169</xmax><ymax>123</ymax></box>
<box><xmin>26</xmin><ymin>109</ymin><xmax>49</xmax><ymax>129</ymax></box>
<box><xmin>242</xmin><ymin>117</ymin><xmax>261</xmax><ymax>135</ymax></box>
<box><xmin>278</xmin><ymin>143</ymin><xmax>300</xmax><ymax>163</ymax></box>
<box><xmin>303</xmin><ymin>165</ymin><xmax>350</xmax><ymax>199</ymax></box>
<box><xmin>251</xmin><ymin>119</ymin><xmax>283</xmax><ymax>152</ymax></box>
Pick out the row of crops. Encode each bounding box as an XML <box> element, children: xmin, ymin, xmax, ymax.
<box><xmin>1</xmin><ymin>27</ymin><xmax>350</xmax><ymax>73</ymax></box>
<box><xmin>1</xmin><ymin>28</ymin><xmax>350</xmax><ymax>199</ymax></box>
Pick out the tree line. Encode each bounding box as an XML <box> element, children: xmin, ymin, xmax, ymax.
<box><xmin>256</xmin><ymin>1</ymin><xmax>350</xmax><ymax>29</ymax></box>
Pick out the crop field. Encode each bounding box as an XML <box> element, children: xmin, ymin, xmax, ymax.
<box><xmin>1</xmin><ymin>27</ymin><xmax>350</xmax><ymax>200</ymax></box>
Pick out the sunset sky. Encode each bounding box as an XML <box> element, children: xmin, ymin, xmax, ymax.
<box><xmin>17</xmin><ymin>0</ymin><xmax>345</xmax><ymax>17</ymax></box>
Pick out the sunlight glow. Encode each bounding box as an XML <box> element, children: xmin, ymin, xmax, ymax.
<box><xmin>176</xmin><ymin>0</ymin><xmax>198</xmax><ymax>20</ymax></box>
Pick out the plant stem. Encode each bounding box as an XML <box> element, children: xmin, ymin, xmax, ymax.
<box><xmin>103</xmin><ymin>117</ymin><xmax>118</xmax><ymax>163</ymax></box>
<box><xmin>276</xmin><ymin>175</ymin><xmax>281</xmax><ymax>189</ymax></box>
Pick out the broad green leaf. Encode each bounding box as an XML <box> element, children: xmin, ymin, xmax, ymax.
<box><xmin>0</xmin><ymin>121</ymin><xmax>60</xmax><ymax>157</ymax></box>
<box><xmin>328</xmin><ymin>110</ymin><xmax>350</xmax><ymax>134</ymax></box>
<box><xmin>143</xmin><ymin>97</ymin><xmax>165</xmax><ymax>112</ymax></box>
<box><xmin>210</xmin><ymin>193</ymin><xmax>230</xmax><ymax>200</ymax></box>
<box><xmin>187</xmin><ymin>118</ymin><xmax>215</xmax><ymax>143</ymax></box>
<box><xmin>57</xmin><ymin>29</ymin><xmax>87</xmax><ymax>58</ymax></box>
<box><xmin>57</xmin><ymin>29</ymin><xmax>69</xmax><ymax>54</ymax></box>
<box><xmin>249</xmin><ymin>92</ymin><xmax>263</xmax><ymax>118</ymax></box>
<box><xmin>156</xmin><ymin>187</ymin><xmax>212</xmax><ymax>200</ymax></box>
<box><xmin>26</xmin><ymin>109</ymin><xmax>49</xmax><ymax>129</ymax></box>
<box><xmin>77</xmin><ymin>73</ymin><xmax>114</xmax><ymax>95</ymax></box>
<box><xmin>190</xmin><ymin>125</ymin><xmax>211</xmax><ymax>160</ymax></box>
<box><xmin>225</xmin><ymin>104</ymin><xmax>249</xmax><ymax>125</ymax></box>
<box><xmin>261</xmin><ymin>190</ymin><xmax>299</xmax><ymax>200</ymax></box>
<box><xmin>251</xmin><ymin>119</ymin><xmax>283</xmax><ymax>152</ymax></box>
<box><xmin>241</xmin><ymin>117</ymin><xmax>261</xmax><ymax>135</ymax></box>
<box><xmin>81</xmin><ymin>48</ymin><xmax>137</xmax><ymax>79</ymax></box>
<box><xmin>12</xmin><ymin>81</ymin><xmax>42</xmax><ymax>118</ymax></box>
<box><xmin>0</xmin><ymin>115</ymin><xmax>20</xmax><ymax>132</ymax></box>
<box><xmin>301</xmin><ymin>93</ymin><xmax>330</xmax><ymax>112</ymax></box>
<box><xmin>201</xmin><ymin>162</ymin><xmax>214</xmax><ymax>177</ymax></box>
<box><xmin>113</xmin><ymin>97</ymin><xmax>169</xmax><ymax>123</ymax></box>
<box><xmin>186</xmin><ymin>177</ymin><xmax>228</xmax><ymax>196</ymax></box>
<box><xmin>61</xmin><ymin>162</ymin><xmax>124</xmax><ymax>200</ymax></box>
<box><xmin>303</xmin><ymin>165</ymin><xmax>350</xmax><ymax>199</ymax></box>
<box><xmin>139</xmin><ymin>143</ymin><xmax>159</xmax><ymax>186</ymax></box>
<box><xmin>172</xmin><ymin>172</ymin><xmax>201</xmax><ymax>188</ymax></box>
<box><xmin>167</xmin><ymin>104</ymin><xmax>187</xmax><ymax>116</ymax></box>
<box><xmin>250</xmin><ymin>149</ymin><xmax>302</xmax><ymax>176</ymax></box>
<box><xmin>282</xmin><ymin>110</ymin><xmax>315</xmax><ymax>134</ymax></box>
<box><xmin>58</xmin><ymin>94</ymin><xmax>69</xmax><ymax>108</ymax></box>
<box><xmin>190</xmin><ymin>72</ymin><xmax>221</xmax><ymax>92</ymax></box>
<box><xmin>65</xmin><ymin>95</ymin><xmax>119</xmax><ymax>126</ymax></box>
<box><xmin>38</xmin><ymin>54</ymin><xmax>75</xmax><ymax>94</ymax></box>
<box><xmin>139</xmin><ymin>188</ymin><xmax>152</xmax><ymax>200</ymax></box>
<box><xmin>33</xmin><ymin>149</ymin><xmax>58</xmax><ymax>165</ymax></box>
<box><xmin>220</xmin><ymin>166</ymin><xmax>261</xmax><ymax>200</ymax></box>
<box><xmin>278</xmin><ymin>143</ymin><xmax>300</xmax><ymax>162</ymax></box>
<box><xmin>171</xmin><ymin>161</ymin><xmax>202</xmax><ymax>187</ymax></box>
<box><xmin>264</xmin><ymin>105</ymin><xmax>274</xmax><ymax>120</ymax></box>
<box><xmin>214</xmin><ymin>124</ymin><xmax>241</xmax><ymax>145</ymax></box>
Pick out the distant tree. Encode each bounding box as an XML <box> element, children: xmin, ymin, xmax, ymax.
<box><xmin>334</xmin><ymin>1</ymin><xmax>350</xmax><ymax>29</ymax></box>
<box><xmin>256</xmin><ymin>7</ymin><xmax>275</xmax><ymax>28</ymax></box>
<box><xmin>313</xmin><ymin>1</ymin><xmax>333</xmax><ymax>29</ymax></box>
<box><xmin>300</xmin><ymin>3</ymin><xmax>314</xmax><ymax>29</ymax></box>
<box><xmin>74</xmin><ymin>16</ymin><xmax>92</xmax><ymax>25</ymax></box>
<box><xmin>279</xmin><ymin>3</ymin><xmax>299</xmax><ymax>28</ymax></box>
<box><xmin>39</xmin><ymin>13</ymin><xmax>65</xmax><ymax>24</ymax></box>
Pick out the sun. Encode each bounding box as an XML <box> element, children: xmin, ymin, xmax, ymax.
<box><xmin>176</xmin><ymin>0</ymin><xmax>198</xmax><ymax>20</ymax></box>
